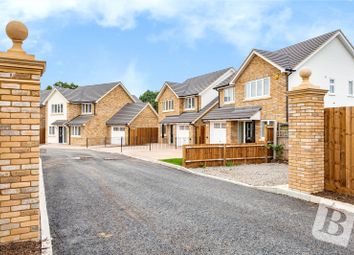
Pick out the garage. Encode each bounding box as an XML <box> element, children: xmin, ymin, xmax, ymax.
<box><xmin>111</xmin><ymin>126</ymin><xmax>125</xmax><ymax>145</ymax></box>
<box><xmin>176</xmin><ymin>124</ymin><xmax>190</xmax><ymax>146</ymax></box>
<box><xmin>210</xmin><ymin>122</ymin><xmax>226</xmax><ymax>144</ymax></box>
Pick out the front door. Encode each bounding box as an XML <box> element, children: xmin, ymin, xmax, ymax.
<box><xmin>170</xmin><ymin>125</ymin><xmax>174</xmax><ymax>144</ymax></box>
<box><xmin>58</xmin><ymin>126</ymin><xmax>63</xmax><ymax>143</ymax></box>
<box><xmin>245</xmin><ymin>121</ymin><xmax>255</xmax><ymax>143</ymax></box>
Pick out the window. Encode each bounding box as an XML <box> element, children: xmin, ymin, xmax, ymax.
<box><xmin>163</xmin><ymin>99</ymin><xmax>174</xmax><ymax>112</ymax></box>
<box><xmin>71</xmin><ymin>126</ymin><xmax>81</xmax><ymax>136</ymax></box>
<box><xmin>329</xmin><ymin>79</ymin><xmax>335</xmax><ymax>94</ymax></box>
<box><xmin>348</xmin><ymin>81</ymin><xmax>353</xmax><ymax>96</ymax></box>
<box><xmin>113</xmin><ymin>127</ymin><xmax>125</xmax><ymax>132</ymax></box>
<box><xmin>179</xmin><ymin>125</ymin><xmax>189</xmax><ymax>130</ymax></box>
<box><xmin>51</xmin><ymin>104</ymin><xmax>63</xmax><ymax>114</ymax></box>
<box><xmin>260</xmin><ymin>120</ymin><xmax>275</xmax><ymax>138</ymax></box>
<box><xmin>48</xmin><ymin>126</ymin><xmax>55</xmax><ymax>136</ymax></box>
<box><xmin>245</xmin><ymin>77</ymin><xmax>270</xmax><ymax>99</ymax></box>
<box><xmin>81</xmin><ymin>103</ymin><xmax>92</xmax><ymax>114</ymax></box>
<box><xmin>224</xmin><ymin>87</ymin><xmax>235</xmax><ymax>103</ymax></box>
<box><xmin>184</xmin><ymin>97</ymin><xmax>195</xmax><ymax>110</ymax></box>
<box><xmin>214</xmin><ymin>123</ymin><xmax>226</xmax><ymax>129</ymax></box>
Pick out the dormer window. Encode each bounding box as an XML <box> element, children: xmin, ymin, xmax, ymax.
<box><xmin>184</xmin><ymin>97</ymin><xmax>195</xmax><ymax>110</ymax></box>
<box><xmin>224</xmin><ymin>87</ymin><xmax>235</xmax><ymax>104</ymax></box>
<box><xmin>82</xmin><ymin>103</ymin><xmax>93</xmax><ymax>114</ymax></box>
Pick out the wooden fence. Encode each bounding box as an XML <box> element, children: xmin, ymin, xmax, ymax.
<box><xmin>183</xmin><ymin>143</ymin><xmax>273</xmax><ymax>168</ymax></box>
<box><xmin>324</xmin><ymin>107</ymin><xmax>354</xmax><ymax>196</ymax></box>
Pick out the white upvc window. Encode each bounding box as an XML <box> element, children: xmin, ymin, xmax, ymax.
<box><xmin>184</xmin><ymin>97</ymin><xmax>195</xmax><ymax>110</ymax></box>
<box><xmin>48</xmin><ymin>126</ymin><xmax>55</xmax><ymax>136</ymax></box>
<box><xmin>329</xmin><ymin>78</ymin><xmax>335</xmax><ymax>95</ymax></box>
<box><xmin>71</xmin><ymin>126</ymin><xmax>81</xmax><ymax>137</ymax></box>
<box><xmin>348</xmin><ymin>81</ymin><xmax>353</xmax><ymax>96</ymax></box>
<box><xmin>224</xmin><ymin>87</ymin><xmax>235</xmax><ymax>103</ymax></box>
<box><xmin>163</xmin><ymin>99</ymin><xmax>174</xmax><ymax>112</ymax></box>
<box><xmin>51</xmin><ymin>104</ymin><xmax>63</xmax><ymax>114</ymax></box>
<box><xmin>260</xmin><ymin>120</ymin><xmax>275</xmax><ymax>139</ymax></box>
<box><xmin>214</xmin><ymin>122</ymin><xmax>226</xmax><ymax>129</ymax></box>
<box><xmin>81</xmin><ymin>103</ymin><xmax>93</xmax><ymax>114</ymax></box>
<box><xmin>245</xmin><ymin>77</ymin><xmax>270</xmax><ymax>99</ymax></box>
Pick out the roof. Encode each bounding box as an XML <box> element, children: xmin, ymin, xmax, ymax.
<box><xmin>213</xmin><ymin>72</ymin><xmax>238</xmax><ymax>90</ymax></box>
<box><xmin>161</xmin><ymin>98</ymin><xmax>218</xmax><ymax>124</ymax></box>
<box><xmin>54</xmin><ymin>82</ymin><xmax>119</xmax><ymax>103</ymax></box>
<box><xmin>202</xmin><ymin>105</ymin><xmax>261</xmax><ymax>121</ymax></box>
<box><xmin>51</xmin><ymin>120</ymin><xmax>67</xmax><ymax>125</ymax></box>
<box><xmin>40</xmin><ymin>89</ymin><xmax>51</xmax><ymax>106</ymax></box>
<box><xmin>66</xmin><ymin>115</ymin><xmax>93</xmax><ymax>126</ymax></box>
<box><xmin>106</xmin><ymin>102</ymin><xmax>148</xmax><ymax>126</ymax></box>
<box><xmin>158</xmin><ymin>68</ymin><xmax>235</xmax><ymax>99</ymax></box>
<box><xmin>132</xmin><ymin>95</ymin><xmax>142</xmax><ymax>102</ymax></box>
<box><xmin>254</xmin><ymin>30</ymin><xmax>340</xmax><ymax>69</ymax></box>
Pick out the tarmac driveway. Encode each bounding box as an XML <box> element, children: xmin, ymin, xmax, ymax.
<box><xmin>41</xmin><ymin>148</ymin><xmax>353</xmax><ymax>255</ymax></box>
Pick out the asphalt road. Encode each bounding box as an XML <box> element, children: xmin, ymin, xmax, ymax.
<box><xmin>41</xmin><ymin>148</ymin><xmax>354</xmax><ymax>255</ymax></box>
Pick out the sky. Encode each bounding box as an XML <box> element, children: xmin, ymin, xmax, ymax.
<box><xmin>0</xmin><ymin>0</ymin><xmax>353</xmax><ymax>96</ymax></box>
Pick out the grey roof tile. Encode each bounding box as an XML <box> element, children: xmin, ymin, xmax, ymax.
<box><xmin>51</xmin><ymin>120</ymin><xmax>67</xmax><ymax>125</ymax></box>
<box><xmin>169</xmin><ymin>68</ymin><xmax>235</xmax><ymax>97</ymax></box>
<box><xmin>55</xmin><ymin>82</ymin><xmax>120</xmax><ymax>103</ymax></box>
<box><xmin>67</xmin><ymin>115</ymin><xmax>93</xmax><ymax>126</ymax></box>
<box><xmin>161</xmin><ymin>97</ymin><xmax>218</xmax><ymax>124</ymax></box>
<box><xmin>40</xmin><ymin>89</ymin><xmax>51</xmax><ymax>106</ymax></box>
<box><xmin>106</xmin><ymin>102</ymin><xmax>147</xmax><ymax>126</ymax></box>
<box><xmin>202</xmin><ymin>105</ymin><xmax>261</xmax><ymax>121</ymax></box>
<box><xmin>255</xmin><ymin>30</ymin><xmax>339</xmax><ymax>69</ymax></box>
<box><xmin>213</xmin><ymin>72</ymin><xmax>238</xmax><ymax>90</ymax></box>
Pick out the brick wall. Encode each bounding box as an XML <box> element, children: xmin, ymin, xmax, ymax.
<box><xmin>288</xmin><ymin>69</ymin><xmax>327</xmax><ymax>193</ymax></box>
<box><xmin>158</xmin><ymin>86</ymin><xmax>181</xmax><ymax>121</ymax></box>
<box><xmin>130</xmin><ymin>105</ymin><xmax>158</xmax><ymax>128</ymax></box>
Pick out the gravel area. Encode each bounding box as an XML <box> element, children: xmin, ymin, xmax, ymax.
<box><xmin>193</xmin><ymin>163</ymin><xmax>288</xmax><ymax>186</ymax></box>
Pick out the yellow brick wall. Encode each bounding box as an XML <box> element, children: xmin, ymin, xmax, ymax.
<box><xmin>0</xmin><ymin>70</ymin><xmax>44</xmax><ymax>243</ymax></box>
<box><xmin>158</xmin><ymin>86</ymin><xmax>181</xmax><ymax>121</ymax></box>
<box><xmin>234</xmin><ymin>55</ymin><xmax>287</xmax><ymax>123</ymax></box>
<box><xmin>130</xmin><ymin>106</ymin><xmax>158</xmax><ymax>128</ymax></box>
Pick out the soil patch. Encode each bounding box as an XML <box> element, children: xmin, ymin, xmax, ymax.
<box><xmin>316</xmin><ymin>190</ymin><xmax>354</xmax><ymax>205</ymax></box>
<box><xmin>0</xmin><ymin>241</ymin><xmax>41</xmax><ymax>255</ymax></box>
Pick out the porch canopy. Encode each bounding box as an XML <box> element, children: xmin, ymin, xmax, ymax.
<box><xmin>51</xmin><ymin>120</ymin><xmax>67</xmax><ymax>125</ymax></box>
<box><xmin>202</xmin><ymin>105</ymin><xmax>262</xmax><ymax>121</ymax></box>
<box><xmin>66</xmin><ymin>115</ymin><xmax>92</xmax><ymax>126</ymax></box>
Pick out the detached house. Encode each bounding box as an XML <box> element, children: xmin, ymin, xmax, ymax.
<box><xmin>156</xmin><ymin>68</ymin><xmax>236</xmax><ymax>146</ymax></box>
<box><xmin>40</xmin><ymin>82</ymin><xmax>158</xmax><ymax>146</ymax></box>
<box><xmin>203</xmin><ymin>29</ymin><xmax>354</xmax><ymax>144</ymax></box>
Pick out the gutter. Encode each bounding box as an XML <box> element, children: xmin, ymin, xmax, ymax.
<box><xmin>285</xmin><ymin>68</ymin><xmax>296</xmax><ymax>123</ymax></box>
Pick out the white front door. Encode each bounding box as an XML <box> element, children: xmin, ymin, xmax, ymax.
<box><xmin>210</xmin><ymin>122</ymin><xmax>226</xmax><ymax>144</ymax></box>
<box><xmin>111</xmin><ymin>126</ymin><xmax>125</xmax><ymax>145</ymax></box>
<box><xmin>176</xmin><ymin>125</ymin><xmax>190</xmax><ymax>146</ymax></box>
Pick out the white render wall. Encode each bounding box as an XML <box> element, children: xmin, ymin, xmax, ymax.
<box><xmin>46</xmin><ymin>90</ymin><xmax>68</xmax><ymax>143</ymax></box>
<box><xmin>200</xmin><ymin>88</ymin><xmax>218</xmax><ymax>108</ymax></box>
<box><xmin>288</xmin><ymin>37</ymin><xmax>354</xmax><ymax>108</ymax></box>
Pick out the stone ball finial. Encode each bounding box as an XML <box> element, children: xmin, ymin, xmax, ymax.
<box><xmin>6</xmin><ymin>20</ymin><xmax>28</xmax><ymax>42</ymax></box>
<box><xmin>299</xmin><ymin>67</ymin><xmax>312</xmax><ymax>81</ymax></box>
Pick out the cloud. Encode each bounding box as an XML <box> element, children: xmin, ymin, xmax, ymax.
<box><xmin>0</xmin><ymin>0</ymin><xmax>353</xmax><ymax>52</ymax></box>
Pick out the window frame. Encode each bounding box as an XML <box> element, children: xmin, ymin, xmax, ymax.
<box><xmin>81</xmin><ymin>103</ymin><xmax>93</xmax><ymax>114</ymax></box>
<box><xmin>162</xmin><ymin>99</ymin><xmax>174</xmax><ymax>112</ymax></box>
<box><xmin>48</xmin><ymin>126</ymin><xmax>55</xmax><ymax>136</ymax></box>
<box><xmin>348</xmin><ymin>81</ymin><xmax>353</xmax><ymax>97</ymax></box>
<box><xmin>184</xmin><ymin>97</ymin><xmax>195</xmax><ymax>110</ymax></box>
<box><xmin>329</xmin><ymin>78</ymin><xmax>335</xmax><ymax>95</ymax></box>
<box><xmin>51</xmin><ymin>104</ymin><xmax>64</xmax><ymax>114</ymax></box>
<box><xmin>223</xmin><ymin>87</ymin><xmax>235</xmax><ymax>104</ymax></box>
<box><xmin>260</xmin><ymin>120</ymin><xmax>275</xmax><ymax>139</ymax></box>
<box><xmin>71</xmin><ymin>126</ymin><xmax>81</xmax><ymax>137</ymax></box>
<box><xmin>244</xmin><ymin>77</ymin><xmax>270</xmax><ymax>100</ymax></box>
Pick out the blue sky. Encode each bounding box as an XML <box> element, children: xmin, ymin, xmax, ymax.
<box><xmin>0</xmin><ymin>0</ymin><xmax>353</xmax><ymax>96</ymax></box>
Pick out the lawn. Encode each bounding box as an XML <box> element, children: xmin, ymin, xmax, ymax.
<box><xmin>160</xmin><ymin>158</ymin><xmax>183</xmax><ymax>166</ymax></box>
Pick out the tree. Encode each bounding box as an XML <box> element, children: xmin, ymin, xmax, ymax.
<box><xmin>53</xmin><ymin>81</ymin><xmax>79</xmax><ymax>89</ymax></box>
<box><xmin>45</xmin><ymin>85</ymin><xmax>52</xmax><ymax>90</ymax></box>
<box><xmin>139</xmin><ymin>90</ymin><xmax>158</xmax><ymax>111</ymax></box>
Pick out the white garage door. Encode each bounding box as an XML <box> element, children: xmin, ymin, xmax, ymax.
<box><xmin>176</xmin><ymin>125</ymin><xmax>190</xmax><ymax>147</ymax></box>
<box><xmin>210</xmin><ymin>122</ymin><xmax>226</xmax><ymax>144</ymax></box>
<box><xmin>111</xmin><ymin>126</ymin><xmax>125</xmax><ymax>145</ymax></box>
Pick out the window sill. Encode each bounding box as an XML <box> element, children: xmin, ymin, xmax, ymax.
<box><xmin>243</xmin><ymin>96</ymin><xmax>271</xmax><ymax>102</ymax></box>
<box><xmin>327</xmin><ymin>93</ymin><xmax>335</xmax><ymax>96</ymax></box>
<box><xmin>71</xmin><ymin>136</ymin><xmax>81</xmax><ymax>138</ymax></box>
<box><xmin>50</xmin><ymin>113</ymin><xmax>64</xmax><ymax>115</ymax></box>
<box><xmin>184</xmin><ymin>108</ymin><xmax>195</xmax><ymax>111</ymax></box>
<box><xmin>348</xmin><ymin>95</ymin><xmax>354</xmax><ymax>98</ymax></box>
<box><xmin>163</xmin><ymin>110</ymin><xmax>174</xmax><ymax>113</ymax></box>
<box><xmin>81</xmin><ymin>113</ymin><xmax>93</xmax><ymax>115</ymax></box>
<box><xmin>223</xmin><ymin>101</ymin><xmax>234</xmax><ymax>105</ymax></box>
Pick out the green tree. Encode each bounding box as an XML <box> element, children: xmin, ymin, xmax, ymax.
<box><xmin>53</xmin><ymin>81</ymin><xmax>79</xmax><ymax>89</ymax></box>
<box><xmin>139</xmin><ymin>90</ymin><xmax>158</xmax><ymax>111</ymax></box>
<box><xmin>45</xmin><ymin>85</ymin><xmax>52</xmax><ymax>90</ymax></box>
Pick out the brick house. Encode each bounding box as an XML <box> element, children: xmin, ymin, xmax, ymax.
<box><xmin>156</xmin><ymin>68</ymin><xmax>236</xmax><ymax>146</ymax></box>
<box><xmin>203</xmin><ymin>30</ymin><xmax>354</xmax><ymax>144</ymax></box>
<box><xmin>40</xmin><ymin>82</ymin><xmax>158</xmax><ymax>146</ymax></box>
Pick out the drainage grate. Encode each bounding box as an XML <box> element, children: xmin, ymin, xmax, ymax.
<box><xmin>72</xmin><ymin>156</ymin><xmax>93</xmax><ymax>160</ymax></box>
<box><xmin>103</xmin><ymin>157</ymin><xmax>124</xmax><ymax>161</ymax></box>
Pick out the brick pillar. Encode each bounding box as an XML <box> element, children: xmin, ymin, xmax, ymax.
<box><xmin>0</xmin><ymin>21</ymin><xmax>46</xmax><ymax>243</ymax></box>
<box><xmin>288</xmin><ymin>68</ymin><xmax>327</xmax><ymax>193</ymax></box>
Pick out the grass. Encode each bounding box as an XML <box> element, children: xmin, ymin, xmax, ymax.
<box><xmin>160</xmin><ymin>158</ymin><xmax>183</xmax><ymax>166</ymax></box>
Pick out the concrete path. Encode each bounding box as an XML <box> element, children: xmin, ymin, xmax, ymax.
<box><xmin>41</xmin><ymin>148</ymin><xmax>353</xmax><ymax>254</ymax></box>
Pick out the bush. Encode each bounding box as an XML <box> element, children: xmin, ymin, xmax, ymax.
<box><xmin>267</xmin><ymin>143</ymin><xmax>284</xmax><ymax>161</ymax></box>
